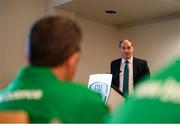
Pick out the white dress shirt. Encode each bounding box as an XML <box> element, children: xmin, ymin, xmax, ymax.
<box><xmin>119</xmin><ymin>57</ymin><xmax>134</xmax><ymax>95</ymax></box>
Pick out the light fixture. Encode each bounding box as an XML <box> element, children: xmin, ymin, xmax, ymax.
<box><xmin>105</xmin><ymin>10</ymin><xmax>117</xmax><ymax>14</ymax></box>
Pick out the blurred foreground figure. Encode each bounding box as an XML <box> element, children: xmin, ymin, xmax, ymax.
<box><xmin>109</xmin><ymin>58</ymin><xmax>180</xmax><ymax>123</ymax></box>
<box><xmin>0</xmin><ymin>16</ymin><xmax>109</xmax><ymax>123</ymax></box>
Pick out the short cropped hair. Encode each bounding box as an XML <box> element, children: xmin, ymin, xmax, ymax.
<box><xmin>28</xmin><ymin>16</ymin><xmax>82</xmax><ymax>67</ymax></box>
<box><xmin>119</xmin><ymin>39</ymin><xmax>133</xmax><ymax>48</ymax></box>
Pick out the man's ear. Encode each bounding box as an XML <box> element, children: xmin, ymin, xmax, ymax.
<box><xmin>24</xmin><ymin>47</ymin><xmax>29</xmax><ymax>64</ymax></box>
<box><xmin>65</xmin><ymin>51</ymin><xmax>80</xmax><ymax>80</ymax></box>
<box><xmin>67</xmin><ymin>52</ymin><xmax>80</xmax><ymax>67</ymax></box>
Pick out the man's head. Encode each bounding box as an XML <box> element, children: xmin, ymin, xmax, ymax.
<box><xmin>119</xmin><ymin>39</ymin><xmax>134</xmax><ymax>60</ymax></box>
<box><xmin>28</xmin><ymin>16</ymin><xmax>82</xmax><ymax>80</ymax></box>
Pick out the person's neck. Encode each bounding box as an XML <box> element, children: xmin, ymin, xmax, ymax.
<box><xmin>51</xmin><ymin>65</ymin><xmax>67</xmax><ymax>81</ymax></box>
<box><xmin>123</xmin><ymin>56</ymin><xmax>133</xmax><ymax>61</ymax></box>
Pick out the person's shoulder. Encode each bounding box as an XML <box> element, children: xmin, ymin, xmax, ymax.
<box><xmin>111</xmin><ymin>58</ymin><xmax>121</xmax><ymax>63</ymax></box>
<box><xmin>133</xmin><ymin>57</ymin><xmax>147</xmax><ymax>63</ymax></box>
<box><xmin>64</xmin><ymin>81</ymin><xmax>89</xmax><ymax>92</ymax></box>
<box><xmin>57</xmin><ymin>80</ymin><xmax>102</xmax><ymax>99</ymax></box>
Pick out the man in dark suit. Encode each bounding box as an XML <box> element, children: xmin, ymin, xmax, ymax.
<box><xmin>110</xmin><ymin>39</ymin><xmax>150</xmax><ymax>97</ymax></box>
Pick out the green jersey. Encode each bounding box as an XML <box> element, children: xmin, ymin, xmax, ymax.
<box><xmin>109</xmin><ymin>58</ymin><xmax>180</xmax><ymax>123</ymax></box>
<box><xmin>0</xmin><ymin>66</ymin><xmax>109</xmax><ymax>123</ymax></box>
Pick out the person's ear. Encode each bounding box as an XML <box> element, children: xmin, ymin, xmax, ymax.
<box><xmin>67</xmin><ymin>52</ymin><xmax>80</xmax><ymax>67</ymax></box>
<box><xmin>24</xmin><ymin>47</ymin><xmax>29</xmax><ymax>64</ymax></box>
<box><xmin>65</xmin><ymin>51</ymin><xmax>80</xmax><ymax>80</ymax></box>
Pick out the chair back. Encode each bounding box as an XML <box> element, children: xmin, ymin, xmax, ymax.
<box><xmin>0</xmin><ymin>110</ymin><xmax>29</xmax><ymax>123</ymax></box>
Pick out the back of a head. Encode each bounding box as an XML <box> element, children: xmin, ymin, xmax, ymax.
<box><xmin>28</xmin><ymin>16</ymin><xmax>82</xmax><ymax>67</ymax></box>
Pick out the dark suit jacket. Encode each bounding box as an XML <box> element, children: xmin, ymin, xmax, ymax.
<box><xmin>110</xmin><ymin>57</ymin><xmax>150</xmax><ymax>91</ymax></box>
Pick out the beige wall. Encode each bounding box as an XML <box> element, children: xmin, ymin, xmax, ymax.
<box><xmin>1</xmin><ymin>0</ymin><xmax>180</xmax><ymax>87</ymax></box>
<box><xmin>119</xmin><ymin>18</ymin><xmax>180</xmax><ymax>73</ymax></box>
<box><xmin>74</xmin><ymin>17</ymin><xmax>120</xmax><ymax>84</ymax></box>
<box><xmin>47</xmin><ymin>1</ymin><xmax>180</xmax><ymax>84</ymax></box>
<box><xmin>46</xmin><ymin>6</ymin><xmax>121</xmax><ymax>84</ymax></box>
<box><xmin>53</xmin><ymin>8</ymin><xmax>180</xmax><ymax>83</ymax></box>
<box><xmin>1</xmin><ymin>0</ymin><xmax>179</xmax><ymax>109</ymax></box>
<box><xmin>46</xmin><ymin>0</ymin><xmax>72</xmax><ymax>15</ymax></box>
<box><xmin>0</xmin><ymin>1</ymin><xmax>4</xmax><ymax>83</ymax></box>
<box><xmin>0</xmin><ymin>0</ymin><xmax>46</xmax><ymax>85</ymax></box>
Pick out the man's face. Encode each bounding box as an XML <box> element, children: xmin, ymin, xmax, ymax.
<box><xmin>120</xmin><ymin>40</ymin><xmax>134</xmax><ymax>60</ymax></box>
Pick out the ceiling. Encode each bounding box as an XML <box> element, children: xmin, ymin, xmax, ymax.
<box><xmin>56</xmin><ymin>0</ymin><xmax>180</xmax><ymax>27</ymax></box>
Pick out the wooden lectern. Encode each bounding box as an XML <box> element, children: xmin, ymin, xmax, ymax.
<box><xmin>107</xmin><ymin>84</ymin><xmax>125</xmax><ymax>111</ymax></box>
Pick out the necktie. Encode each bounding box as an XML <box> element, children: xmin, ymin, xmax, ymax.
<box><xmin>123</xmin><ymin>60</ymin><xmax>129</xmax><ymax>96</ymax></box>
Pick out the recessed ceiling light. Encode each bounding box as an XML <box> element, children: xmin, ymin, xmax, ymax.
<box><xmin>105</xmin><ymin>10</ymin><xmax>117</xmax><ymax>14</ymax></box>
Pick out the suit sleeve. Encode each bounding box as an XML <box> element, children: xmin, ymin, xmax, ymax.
<box><xmin>143</xmin><ymin>60</ymin><xmax>150</xmax><ymax>78</ymax></box>
<box><xmin>110</xmin><ymin>61</ymin><xmax>113</xmax><ymax>74</ymax></box>
<box><xmin>110</xmin><ymin>61</ymin><xmax>117</xmax><ymax>86</ymax></box>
